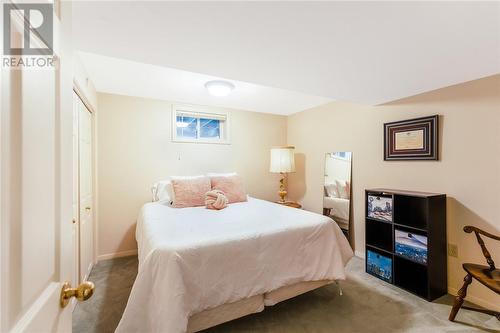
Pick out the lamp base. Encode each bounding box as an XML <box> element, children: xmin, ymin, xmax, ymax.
<box><xmin>278</xmin><ymin>173</ymin><xmax>287</xmax><ymax>203</ymax></box>
<box><xmin>278</xmin><ymin>190</ymin><xmax>287</xmax><ymax>203</ymax></box>
<box><xmin>275</xmin><ymin>201</ymin><xmax>301</xmax><ymax>209</ymax></box>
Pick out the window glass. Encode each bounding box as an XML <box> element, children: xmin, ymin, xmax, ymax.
<box><xmin>176</xmin><ymin>116</ymin><xmax>197</xmax><ymax>139</ymax></box>
<box><xmin>173</xmin><ymin>106</ymin><xmax>228</xmax><ymax>143</ymax></box>
<box><xmin>333</xmin><ymin>151</ymin><xmax>352</xmax><ymax>160</ymax></box>
<box><xmin>200</xmin><ymin>118</ymin><xmax>220</xmax><ymax>139</ymax></box>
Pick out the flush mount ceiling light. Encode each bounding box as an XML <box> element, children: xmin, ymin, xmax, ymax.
<box><xmin>205</xmin><ymin>80</ymin><xmax>235</xmax><ymax>97</ymax></box>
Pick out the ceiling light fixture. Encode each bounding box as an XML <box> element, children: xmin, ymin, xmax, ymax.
<box><xmin>205</xmin><ymin>80</ymin><xmax>235</xmax><ymax>97</ymax></box>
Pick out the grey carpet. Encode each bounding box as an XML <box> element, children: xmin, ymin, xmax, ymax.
<box><xmin>73</xmin><ymin>256</ymin><xmax>500</xmax><ymax>333</ymax></box>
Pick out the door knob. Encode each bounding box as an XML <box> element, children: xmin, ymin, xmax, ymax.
<box><xmin>85</xmin><ymin>206</ymin><xmax>91</xmax><ymax>211</ymax></box>
<box><xmin>60</xmin><ymin>281</ymin><xmax>95</xmax><ymax>308</ymax></box>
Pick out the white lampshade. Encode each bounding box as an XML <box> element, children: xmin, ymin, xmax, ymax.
<box><xmin>270</xmin><ymin>146</ymin><xmax>296</xmax><ymax>173</ymax></box>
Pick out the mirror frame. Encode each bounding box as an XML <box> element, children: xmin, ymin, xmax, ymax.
<box><xmin>322</xmin><ymin>152</ymin><xmax>353</xmax><ymax>246</ymax></box>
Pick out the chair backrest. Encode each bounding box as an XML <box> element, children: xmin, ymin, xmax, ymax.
<box><xmin>464</xmin><ymin>226</ymin><xmax>499</xmax><ymax>271</ymax></box>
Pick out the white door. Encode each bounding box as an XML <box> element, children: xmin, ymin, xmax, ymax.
<box><xmin>77</xmin><ymin>94</ymin><xmax>94</xmax><ymax>282</ymax></box>
<box><xmin>0</xmin><ymin>2</ymin><xmax>93</xmax><ymax>332</ymax></box>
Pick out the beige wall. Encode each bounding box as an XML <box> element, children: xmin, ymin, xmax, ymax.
<box><xmin>287</xmin><ymin>74</ymin><xmax>500</xmax><ymax>310</ymax></box>
<box><xmin>97</xmin><ymin>76</ymin><xmax>499</xmax><ymax>309</ymax></box>
<box><xmin>97</xmin><ymin>93</ymin><xmax>287</xmax><ymax>259</ymax></box>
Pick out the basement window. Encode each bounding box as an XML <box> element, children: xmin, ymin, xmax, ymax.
<box><xmin>172</xmin><ymin>104</ymin><xmax>229</xmax><ymax>144</ymax></box>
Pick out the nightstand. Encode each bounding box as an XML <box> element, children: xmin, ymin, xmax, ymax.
<box><xmin>276</xmin><ymin>201</ymin><xmax>302</xmax><ymax>209</ymax></box>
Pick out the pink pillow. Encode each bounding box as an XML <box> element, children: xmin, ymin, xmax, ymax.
<box><xmin>210</xmin><ymin>175</ymin><xmax>247</xmax><ymax>203</ymax></box>
<box><xmin>171</xmin><ymin>177</ymin><xmax>211</xmax><ymax>208</ymax></box>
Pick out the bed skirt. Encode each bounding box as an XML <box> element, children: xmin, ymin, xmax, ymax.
<box><xmin>187</xmin><ymin>280</ymin><xmax>333</xmax><ymax>332</ymax></box>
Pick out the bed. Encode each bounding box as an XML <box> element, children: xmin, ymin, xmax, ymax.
<box><xmin>116</xmin><ymin>197</ymin><xmax>353</xmax><ymax>332</ymax></box>
<box><xmin>323</xmin><ymin>196</ymin><xmax>350</xmax><ymax>225</ymax></box>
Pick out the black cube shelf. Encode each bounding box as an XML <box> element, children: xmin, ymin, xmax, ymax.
<box><xmin>365</xmin><ymin>188</ymin><xmax>447</xmax><ymax>301</ymax></box>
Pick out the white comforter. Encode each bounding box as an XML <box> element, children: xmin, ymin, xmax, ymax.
<box><xmin>116</xmin><ymin>197</ymin><xmax>353</xmax><ymax>333</ymax></box>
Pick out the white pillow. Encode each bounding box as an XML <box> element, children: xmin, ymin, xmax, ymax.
<box><xmin>151</xmin><ymin>180</ymin><xmax>174</xmax><ymax>203</ymax></box>
<box><xmin>170</xmin><ymin>175</ymin><xmax>205</xmax><ymax>180</ymax></box>
<box><xmin>206</xmin><ymin>172</ymin><xmax>238</xmax><ymax>177</ymax></box>
<box><xmin>335</xmin><ymin>180</ymin><xmax>349</xmax><ymax>199</ymax></box>
<box><xmin>325</xmin><ymin>183</ymin><xmax>339</xmax><ymax>198</ymax></box>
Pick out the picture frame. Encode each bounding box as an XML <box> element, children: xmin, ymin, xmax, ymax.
<box><xmin>384</xmin><ymin>115</ymin><xmax>438</xmax><ymax>161</ymax></box>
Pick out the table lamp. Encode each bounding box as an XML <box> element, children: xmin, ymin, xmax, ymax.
<box><xmin>270</xmin><ymin>146</ymin><xmax>296</xmax><ymax>203</ymax></box>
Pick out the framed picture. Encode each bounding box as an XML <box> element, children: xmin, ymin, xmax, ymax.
<box><xmin>367</xmin><ymin>195</ymin><xmax>393</xmax><ymax>222</ymax></box>
<box><xmin>366</xmin><ymin>250</ymin><xmax>392</xmax><ymax>283</ymax></box>
<box><xmin>395</xmin><ymin>229</ymin><xmax>428</xmax><ymax>264</ymax></box>
<box><xmin>384</xmin><ymin>115</ymin><xmax>438</xmax><ymax>161</ymax></box>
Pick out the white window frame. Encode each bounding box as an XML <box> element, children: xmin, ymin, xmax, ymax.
<box><xmin>172</xmin><ymin>104</ymin><xmax>230</xmax><ymax>144</ymax></box>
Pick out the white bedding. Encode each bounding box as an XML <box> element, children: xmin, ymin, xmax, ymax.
<box><xmin>116</xmin><ymin>197</ymin><xmax>353</xmax><ymax>333</ymax></box>
<box><xmin>323</xmin><ymin>196</ymin><xmax>350</xmax><ymax>221</ymax></box>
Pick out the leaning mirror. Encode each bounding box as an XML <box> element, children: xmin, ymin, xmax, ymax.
<box><xmin>323</xmin><ymin>152</ymin><xmax>352</xmax><ymax>243</ymax></box>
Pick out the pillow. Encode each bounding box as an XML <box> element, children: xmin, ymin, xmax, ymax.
<box><xmin>336</xmin><ymin>180</ymin><xmax>349</xmax><ymax>199</ymax></box>
<box><xmin>210</xmin><ymin>175</ymin><xmax>247</xmax><ymax>203</ymax></box>
<box><xmin>171</xmin><ymin>175</ymin><xmax>205</xmax><ymax>181</ymax></box>
<box><xmin>152</xmin><ymin>176</ymin><xmax>206</xmax><ymax>204</ymax></box>
<box><xmin>171</xmin><ymin>176</ymin><xmax>211</xmax><ymax>208</ymax></box>
<box><xmin>206</xmin><ymin>172</ymin><xmax>238</xmax><ymax>177</ymax></box>
<box><xmin>205</xmin><ymin>190</ymin><xmax>228</xmax><ymax>210</ymax></box>
<box><xmin>151</xmin><ymin>180</ymin><xmax>174</xmax><ymax>203</ymax></box>
<box><xmin>325</xmin><ymin>183</ymin><xmax>339</xmax><ymax>198</ymax></box>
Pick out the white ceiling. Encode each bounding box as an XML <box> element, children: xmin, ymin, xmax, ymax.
<box><xmin>73</xmin><ymin>1</ymin><xmax>500</xmax><ymax>110</ymax></box>
<box><xmin>78</xmin><ymin>52</ymin><xmax>332</xmax><ymax>115</ymax></box>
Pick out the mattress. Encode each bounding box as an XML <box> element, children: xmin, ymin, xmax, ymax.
<box><xmin>116</xmin><ymin>197</ymin><xmax>353</xmax><ymax>332</ymax></box>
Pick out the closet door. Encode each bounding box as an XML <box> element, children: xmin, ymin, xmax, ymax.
<box><xmin>73</xmin><ymin>92</ymin><xmax>81</xmax><ymax>285</ymax></box>
<box><xmin>78</xmin><ymin>96</ymin><xmax>95</xmax><ymax>282</ymax></box>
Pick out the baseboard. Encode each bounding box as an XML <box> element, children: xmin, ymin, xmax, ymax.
<box><xmin>354</xmin><ymin>250</ymin><xmax>365</xmax><ymax>259</ymax></box>
<box><xmin>82</xmin><ymin>261</ymin><xmax>94</xmax><ymax>282</ymax></box>
<box><xmin>448</xmin><ymin>286</ymin><xmax>500</xmax><ymax>312</ymax></box>
<box><xmin>95</xmin><ymin>250</ymin><xmax>500</xmax><ymax>313</ymax></box>
<box><xmin>351</xmin><ymin>250</ymin><xmax>498</xmax><ymax>311</ymax></box>
<box><xmin>97</xmin><ymin>249</ymin><xmax>138</xmax><ymax>261</ymax></box>
<box><xmin>355</xmin><ymin>250</ymin><xmax>497</xmax><ymax>312</ymax></box>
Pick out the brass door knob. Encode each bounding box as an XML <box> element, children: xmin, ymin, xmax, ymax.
<box><xmin>60</xmin><ymin>281</ymin><xmax>95</xmax><ymax>308</ymax></box>
<box><xmin>85</xmin><ymin>207</ymin><xmax>91</xmax><ymax>211</ymax></box>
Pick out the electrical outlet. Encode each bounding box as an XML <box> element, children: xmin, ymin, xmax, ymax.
<box><xmin>448</xmin><ymin>243</ymin><xmax>458</xmax><ymax>258</ymax></box>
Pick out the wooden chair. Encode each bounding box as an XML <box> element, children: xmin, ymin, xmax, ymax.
<box><xmin>449</xmin><ymin>226</ymin><xmax>500</xmax><ymax>321</ymax></box>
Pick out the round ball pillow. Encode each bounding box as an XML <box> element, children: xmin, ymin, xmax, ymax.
<box><xmin>205</xmin><ymin>190</ymin><xmax>228</xmax><ymax>210</ymax></box>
